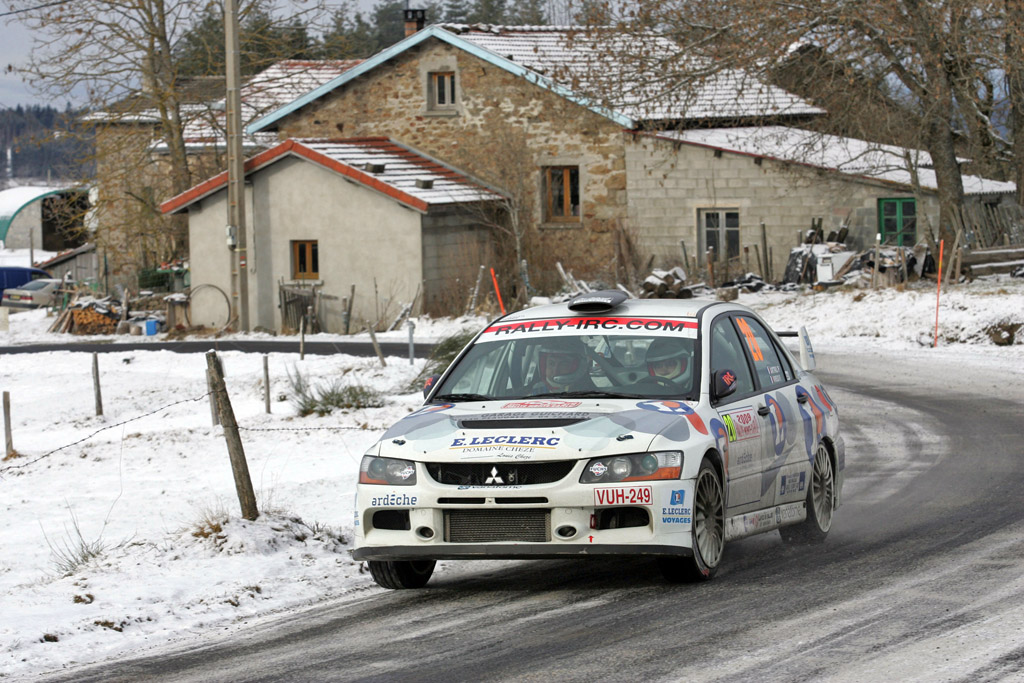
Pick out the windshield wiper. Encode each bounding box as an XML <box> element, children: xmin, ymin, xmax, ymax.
<box><xmin>528</xmin><ymin>390</ymin><xmax>650</xmax><ymax>399</ymax></box>
<box><xmin>432</xmin><ymin>393</ymin><xmax>491</xmax><ymax>403</ymax></box>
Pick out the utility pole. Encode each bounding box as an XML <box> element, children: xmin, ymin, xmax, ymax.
<box><xmin>225</xmin><ymin>0</ymin><xmax>249</xmax><ymax>331</ymax></box>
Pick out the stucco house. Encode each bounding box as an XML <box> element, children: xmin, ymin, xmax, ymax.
<box><xmin>160</xmin><ymin>136</ymin><xmax>501</xmax><ymax>330</ymax></box>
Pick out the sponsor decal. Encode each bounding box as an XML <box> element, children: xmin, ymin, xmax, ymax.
<box><xmin>501</xmin><ymin>400</ymin><xmax>583</xmax><ymax>409</ymax></box>
<box><xmin>594</xmin><ymin>486</ymin><xmax>652</xmax><ymax>506</ymax></box>
<box><xmin>709</xmin><ymin>418</ymin><xmax>730</xmax><ymax>467</ymax></box>
<box><xmin>451</xmin><ymin>435</ymin><xmax>560</xmax><ymax>448</ymax></box>
<box><xmin>795</xmin><ymin>386</ymin><xmax>825</xmax><ymax>459</ymax></box>
<box><xmin>815</xmin><ymin>384</ymin><xmax>835</xmax><ymax>413</ymax></box>
<box><xmin>589</xmin><ymin>461</ymin><xmax>609</xmax><ymax>478</ymax></box>
<box><xmin>766</xmin><ymin>394</ymin><xmax>788</xmax><ymax>457</ymax></box>
<box><xmin>722</xmin><ymin>370</ymin><xmax>736</xmax><ymax>386</ymax></box>
<box><xmin>779</xmin><ymin>472</ymin><xmax>806</xmax><ymax>496</ymax></box>
<box><xmin>636</xmin><ymin>400</ymin><xmax>708</xmax><ymax>435</ymax></box>
<box><xmin>777</xmin><ymin>505</ymin><xmax>802</xmax><ymax>524</ymax></box>
<box><xmin>478</xmin><ymin>317</ymin><xmax>699</xmax><ymax>341</ymax></box>
<box><xmin>720</xmin><ymin>408</ymin><xmax>760</xmax><ymax>443</ymax></box>
<box><xmin>736</xmin><ymin>317</ymin><xmax>765</xmax><ymax>362</ymax></box>
<box><xmin>662</xmin><ymin>490</ymin><xmax>691</xmax><ymax>523</ymax></box>
<box><xmin>470</xmin><ymin>411</ymin><xmax>589</xmax><ymax>421</ymax></box>
<box><xmin>743</xmin><ymin>509</ymin><xmax>775</xmax><ymax>532</ymax></box>
<box><xmin>369</xmin><ymin>493</ymin><xmax>418</xmax><ymax>507</ymax></box>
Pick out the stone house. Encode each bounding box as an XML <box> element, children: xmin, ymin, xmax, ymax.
<box><xmin>160</xmin><ymin>137</ymin><xmax>501</xmax><ymax>330</ymax></box>
<box><xmin>86</xmin><ymin>60</ymin><xmax>360</xmax><ymax>292</ymax></box>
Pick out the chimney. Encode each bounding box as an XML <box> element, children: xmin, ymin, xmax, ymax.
<box><xmin>404</xmin><ymin>8</ymin><xmax>426</xmax><ymax>37</ymax></box>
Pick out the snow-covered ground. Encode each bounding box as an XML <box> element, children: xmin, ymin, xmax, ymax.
<box><xmin>0</xmin><ymin>276</ymin><xmax>1021</xmax><ymax>679</ymax></box>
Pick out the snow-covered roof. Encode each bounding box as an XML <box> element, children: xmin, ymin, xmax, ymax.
<box><xmin>0</xmin><ymin>185</ymin><xmax>85</xmax><ymax>243</ymax></box>
<box><xmin>248</xmin><ymin>25</ymin><xmax>823</xmax><ymax>134</ymax></box>
<box><xmin>160</xmin><ymin>137</ymin><xmax>504</xmax><ymax>215</ymax></box>
<box><xmin>653</xmin><ymin>127</ymin><xmax>1017</xmax><ymax>195</ymax></box>
<box><xmin>169</xmin><ymin>60</ymin><xmax>361</xmax><ymax>151</ymax></box>
<box><xmin>445</xmin><ymin>24</ymin><xmax>825</xmax><ymax>122</ymax></box>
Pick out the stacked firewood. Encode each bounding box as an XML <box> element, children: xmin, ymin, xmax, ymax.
<box><xmin>48</xmin><ymin>299</ymin><xmax>122</xmax><ymax>335</ymax></box>
<box><xmin>639</xmin><ymin>267</ymin><xmax>706</xmax><ymax>299</ymax></box>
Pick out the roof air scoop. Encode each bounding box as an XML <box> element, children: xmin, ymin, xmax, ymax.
<box><xmin>567</xmin><ymin>289</ymin><xmax>629</xmax><ymax>313</ymax></box>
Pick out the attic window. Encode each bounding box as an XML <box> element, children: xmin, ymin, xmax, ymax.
<box><xmin>428</xmin><ymin>71</ymin><xmax>457</xmax><ymax>111</ymax></box>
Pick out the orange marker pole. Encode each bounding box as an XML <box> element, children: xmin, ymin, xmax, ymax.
<box><xmin>933</xmin><ymin>239</ymin><xmax>944</xmax><ymax>348</ymax></box>
<box><xmin>490</xmin><ymin>267</ymin><xmax>505</xmax><ymax>315</ymax></box>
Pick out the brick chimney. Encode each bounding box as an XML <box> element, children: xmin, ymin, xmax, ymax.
<box><xmin>404</xmin><ymin>8</ymin><xmax>426</xmax><ymax>37</ymax></box>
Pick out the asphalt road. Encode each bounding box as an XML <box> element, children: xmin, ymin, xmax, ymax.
<box><xmin>41</xmin><ymin>351</ymin><xmax>1024</xmax><ymax>682</ymax></box>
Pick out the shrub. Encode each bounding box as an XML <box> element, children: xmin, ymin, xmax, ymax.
<box><xmin>287</xmin><ymin>368</ymin><xmax>383</xmax><ymax>416</ymax></box>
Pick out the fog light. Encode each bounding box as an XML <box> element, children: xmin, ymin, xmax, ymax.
<box><xmin>416</xmin><ymin>526</ymin><xmax>434</xmax><ymax>539</ymax></box>
<box><xmin>556</xmin><ymin>525</ymin><xmax>577</xmax><ymax>538</ymax></box>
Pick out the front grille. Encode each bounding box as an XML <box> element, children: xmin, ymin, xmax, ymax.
<box><xmin>426</xmin><ymin>461</ymin><xmax>575</xmax><ymax>486</ymax></box>
<box><xmin>445</xmin><ymin>509</ymin><xmax>550</xmax><ymax>542</ymax></box>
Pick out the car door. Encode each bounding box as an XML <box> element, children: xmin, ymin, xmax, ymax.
<box><xmin>731</xmin><ymin>313</ymin><xmax>810</xmax><ymax>508</ymax></box>
<box><xmin>708</xmin><ymin>315</ymin><xmax>770</xmax><ymax>516</ymax></box>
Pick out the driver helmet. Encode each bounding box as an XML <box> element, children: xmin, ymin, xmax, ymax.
<box><xmin>538</xmin><ymin>337</ymin><xmax>588</xmax><ymax>390</ymax></box>
<box><xmin>646</xmin><ymin>337</ymin><xmax>692</xmax><ymax>380</ymax></box>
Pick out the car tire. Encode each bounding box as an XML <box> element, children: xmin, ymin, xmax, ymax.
<box><xmin>367</xmin><ymin>560</ymin><xmax>436</xmax><ymax>589</ymax></box>
<box><xmin>659</xmin><ymin>457</ymin><xmax>725</xmax><ymax>583</ymax></box>
<box><xmin>780</xmin><ymin>441</ymin><xmax>835</xmax><ymax>545</ymax></box>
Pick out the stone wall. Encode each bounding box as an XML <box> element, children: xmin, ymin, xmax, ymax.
<box><xmin>625</xmin><ymin>134</ymin><xmax>940</xmax><ymax>281</ymax></box>
<box><xmin>275</xmin><ymin>39</ymin><xmax>630</xmax><ymax>290</ymax></box>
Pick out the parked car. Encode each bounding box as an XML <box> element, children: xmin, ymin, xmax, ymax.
<box><xmin>1</xmin><ymin>278</ymin><xmax>63</xmax><ymax>309</ymax></box>
<box><xmin>0</xmin><ymin>266</ymin><xmax>51</xmax><ymax>292</ymax></box>
<box><xmin>353</xmin><ymin>291</ymin><xmax>844</xmax><ymax>588</ymax></box>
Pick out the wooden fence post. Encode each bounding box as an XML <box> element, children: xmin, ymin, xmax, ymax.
<box><xmin>206</xmin><ymin>365</ymin><xmax>220</xmax><ymax>427</ymax></box>
<box><xmin>263</xmin><ymin>354</ymin><xmax>271</xmax><ymax>414</ymax></box>
<box><xmin>367</xmin><ymin>320</ymin><xmax>387</xmax><ymax>367</ymax></box>
<box><xmin>3</xmin><ymin>391</ymin><xmax>13</xmax><ymax>458</ymax></box>
<box><xmin>206</xmin><ymin>351</ymin><xmax>258</xmax><ymax>521</ymax></box>
<box><xmin>92</xmin><ymin>352</ymin><xmax>103</xmax><ymax>417</ymax></box>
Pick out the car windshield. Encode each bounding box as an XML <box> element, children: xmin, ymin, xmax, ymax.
<box><xmin>433</xmin><ymin>319</ymin><xmax>700</xmax><ymax>402</ymax></box>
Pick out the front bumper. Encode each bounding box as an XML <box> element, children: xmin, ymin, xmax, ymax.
<box><xmin>352</xmin><ymin>543</ymin><xmax>693</xmax><ymax>561</ymax></box>
<box><xmin>353</xmin><ymin>473</ymin><xmax>695</xmax><ymax>560</ymax></box>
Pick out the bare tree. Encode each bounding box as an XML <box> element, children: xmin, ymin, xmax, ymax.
<box><xmin>565</xmin><ymin>0</ymin><xmax>1020</xmax><ymax>245</ymax></box>
<box><xmin>6</xmin><ymin>0</ymin><xmax>327</xmax><ymax>286</ymax></box>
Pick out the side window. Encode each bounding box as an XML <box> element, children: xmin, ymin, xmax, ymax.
<box><xmin>543</xmin><ymin>166</ymin><xmax>580</xmax><ymax>223</ymax></box>
<box><xmin>292</xmin><ymin>240</ymin><xmax>319</xmax><ymax>280</ymax></box>
<box><xmin>735</xmin><ymin>316</ymin><xmax>789</xmax><ymax>388</ymax></box>
<box><xmin>428</xmin><ymin>71</ymin><xmax>457</xmax><ymax>111</ymax></box>
<box><xmin>710</xmin><ymin>317</ymin><xmax>755</xmax><ymax>399</ymax></box>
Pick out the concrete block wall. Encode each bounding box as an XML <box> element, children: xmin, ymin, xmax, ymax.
<box><xmin>625</xmin><ymin>135</ymin><xmax>939</xmax><ymax>281</ymax></box>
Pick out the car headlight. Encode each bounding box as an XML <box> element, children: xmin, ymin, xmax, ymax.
<box><xmin>580</xmin><ymin>451</ymin><xmax>682</xmax><ymax>483</ymax></box>
<box><xmin>360</xmin><ymin>456</ymin><xmax>417</xmax><ymax>486</ymax></box>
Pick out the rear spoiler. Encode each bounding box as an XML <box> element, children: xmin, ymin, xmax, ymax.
<box><xmin>775</xmin><ymin>326</ymin><xmax>816</xmax><ymax>371</ymax></box>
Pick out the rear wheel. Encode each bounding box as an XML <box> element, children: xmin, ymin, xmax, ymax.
<box><xmin>367</xmin><ymin>560</ymin><xmax>436</xmax><ymax>589</ymax></box>
<box><xmin>780</xmin><ymin>442</ymin><xmax>835</xmax><ymax>545</ymax></box>
<box><xmin>659</xmin><ymin>457</ymin><xmax>725</xmax><ymax>583</ymax></box>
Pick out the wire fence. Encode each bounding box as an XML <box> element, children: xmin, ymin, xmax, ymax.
<box><xmin>0</xmin><ymin>390</ymin><xmax>387</xmax><ymax>477</ymax></box>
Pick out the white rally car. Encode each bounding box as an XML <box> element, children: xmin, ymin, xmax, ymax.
<box><xmin>353</xmin><ymin>291</ymin><xmax>844</xmax><ymax>588</ymax></box>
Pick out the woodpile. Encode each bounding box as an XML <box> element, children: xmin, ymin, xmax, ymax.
<box><xmin>48</xmin><ymin>299</ymin><xmax>123</xmax><ymax>335</ymax></box>
<box><xmin>639</xmin><ymin>267</ymin><xmax>707</xmax><ymax>299</ymax></box>
<box><xmin>961</xmin><ymin>246</ymin><xmax>1024</xmax><ymax>277</ymax></box>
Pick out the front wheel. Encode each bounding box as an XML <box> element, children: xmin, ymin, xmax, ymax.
<box><xmin>367</xmin><ymin>560</ymin><xmax>436</xmax><ymax>589</ymax></box>
<box><xmin>659</xmin><ymin>457</ymin><xmax>725</xmax><ymax>583</ymax></box>
<box><xmin>780</xmin><ymin>441</ymin><xmax>835</xmax><ymax>545</ymax></box>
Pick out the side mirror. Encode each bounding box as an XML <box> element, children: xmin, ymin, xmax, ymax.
<box><xmin>713</xmin><ymin>369</ymin><xmax>738</xmax><ymax>401</ymax></box>
<box><xmin>422</xmin><ymin>374</ymin><xmax>440</xmax><ymax>398</ymax></box>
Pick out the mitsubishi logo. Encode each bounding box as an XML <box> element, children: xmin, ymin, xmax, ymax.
<box><xmin>484</xmin><ymin>466</ymin><xmax>504</xmax><ymax>485</ymax></box>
